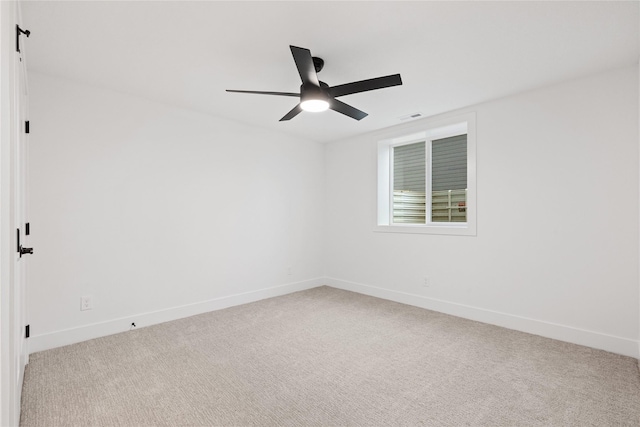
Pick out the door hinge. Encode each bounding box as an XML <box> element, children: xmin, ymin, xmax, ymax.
<box><xmin>16</xmin><ymin>25</ymin><xmax>30</xmax><ymax>53</ymax></box>
<box><xmin>25</xmin><ymin>325</ymin><xmax>30</xmax><ymax>339</ymax></box>
<box><xmin>25</xmin><ymin>121</ymin><xmax>30</xmax><ymax>134</ymax></box>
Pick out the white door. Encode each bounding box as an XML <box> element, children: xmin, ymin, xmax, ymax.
<box><xmin>16</xmin><ymin>31</ymin><xmax>30</xmax><ymax>369</ymax></box>
<box><xmin>10</xmin><ymin>24</ymin><xmax>31</xmax><ymax>424</ymax></box>
<box><xmin>1</xmin><ymin>3</ymin><xmax>31</xmax><ymax>424</ymax></box>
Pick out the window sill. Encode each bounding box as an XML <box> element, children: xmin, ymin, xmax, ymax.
<box><xmin>373</xmin><ymin>224</ymin><xmax>476</xmax><ymax>236</ymax></box>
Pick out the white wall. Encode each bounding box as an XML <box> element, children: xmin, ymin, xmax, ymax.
<box><xmin>325</xmin><ymin>66</ymin><xmax>640</xmax><ymax>357</ymax></box>
<box><xmin>28</xmin><ymin>72</ymin><xmax>325</xmax><ymax>351</ymax></box>
<box><xmin>28</xmin><ymin>66</ymin><xmax>640</xmax><ymax>358</ymax></box>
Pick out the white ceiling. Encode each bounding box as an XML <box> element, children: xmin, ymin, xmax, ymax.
<box><xmin>21</xmin><ymin>1</ymin><xmax>639</xmax><ymax>143</ymax></box>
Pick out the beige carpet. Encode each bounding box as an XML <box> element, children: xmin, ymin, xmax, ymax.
<box><xmin>20</xmin><ymin>286</ymin><xmax>640</xmax><ymax>426</ymax></box>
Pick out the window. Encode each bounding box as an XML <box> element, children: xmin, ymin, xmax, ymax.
<box><xmin>376</xmin><ymin>113</ymin><xmax>476</xmax><ymax>235</ymax></box>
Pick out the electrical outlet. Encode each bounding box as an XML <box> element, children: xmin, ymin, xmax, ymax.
<box><xmin>287</xmin><ymin>266</ymin><xmax>292</xmax><ymax>276</ymax></box>
<box><xmin>423</xmin><ymin>277</ymin><xmax>430</xmax><ymax>288</ymax></box>
<box><xmin>80</xmin><ymin>296</ymin><xmax>93</xmax><ymax>311</ymax></box>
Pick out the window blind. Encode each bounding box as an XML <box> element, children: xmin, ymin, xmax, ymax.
<box><xmin>393</xmin><ymin>142</ymin><xmax>426</xmax><ymax>223</ymax></box>
<box><xmin>432</xmin><ymin>134</ymin><xmax>467</xmax><ymax>192</ymax></box>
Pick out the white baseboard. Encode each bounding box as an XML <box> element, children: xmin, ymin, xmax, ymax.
<box><xmin>326</xmin><ymin>278</ymin><xmax>640</xmax><ymax>358</ymax></box>
<box><xmin>30</xmin><ymin>277</ymin><xmax>640</xmax><ymax>359</ymax></box>
<box><xmin>29</xmin><ymin>278</ymin><xmax>325</xmax><ymax>353</ymax></box>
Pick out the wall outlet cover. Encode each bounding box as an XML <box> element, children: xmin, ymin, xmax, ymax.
<box><xmin>81</xmin><ymin>296</ymin><xmax>93</xmax><ymax>311</ymax></box>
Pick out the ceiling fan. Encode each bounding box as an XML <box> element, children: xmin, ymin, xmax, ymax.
<box><xmin>226</xmin><ymin>45</ymin><xmax>403</xmax><ymax>122</ymax></box>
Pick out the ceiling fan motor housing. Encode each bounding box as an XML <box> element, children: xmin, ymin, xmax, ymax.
<box><xmin>301</xmin><ymin>83</ymin><xmax>329</xmax><ymax>103</ymax></box>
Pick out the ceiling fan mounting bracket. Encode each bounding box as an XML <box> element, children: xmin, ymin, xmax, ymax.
<box><xmin>312</xmin><ymin>57</ymin><xmax>324</xmax><ymax>73</ymax></box>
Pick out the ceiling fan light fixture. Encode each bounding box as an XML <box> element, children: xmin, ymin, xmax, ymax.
<box><xmin>300</xmin><ymin>85</ymin><xmax>330</xmax><ymax>112</ymax></box>
<box><xmin>300</xmin><ymin>98</ymin><xmax>329</xmax><ymax>112</ymax></box>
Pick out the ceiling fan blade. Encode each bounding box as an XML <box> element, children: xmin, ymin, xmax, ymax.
<box><xmin>329</xmin><ymin>99</ymin><xmax>368</xmax><ymax>121</ymax></box>
<box><xmin>279</xmin><ymin>104</ymin><xmax>303</xmax><ymax>121</ymax></box>
<box><xmin>290</xmin><ymin>45</ymin><xmax>320</xmax><ymax>86</ymax></box>
<box><xmin>226</xmin><ymin>90</ymin><xmax>300</xmax><ymax>97</ymax></box>
<box><xmin>329</xmin><ymin>74</ymin><xmax>402</xmax><ymax>98</ymax></box>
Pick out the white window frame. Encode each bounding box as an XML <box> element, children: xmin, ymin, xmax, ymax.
<box><xmin>375</xmin><ymin>112</ymin><xmax>476</xmax><ymax>236</ymax></box>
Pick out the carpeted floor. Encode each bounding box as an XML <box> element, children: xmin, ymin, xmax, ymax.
<box><xmin>20</xmin><ymin>286</ymin><xmax>640</xmax><ymax>426</ymax></box>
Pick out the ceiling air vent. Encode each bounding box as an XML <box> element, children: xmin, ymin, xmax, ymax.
<box><xmin>399</xmin><ymin>112</ymin><xmax>423</xmax><ymax>122</ymax></box>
